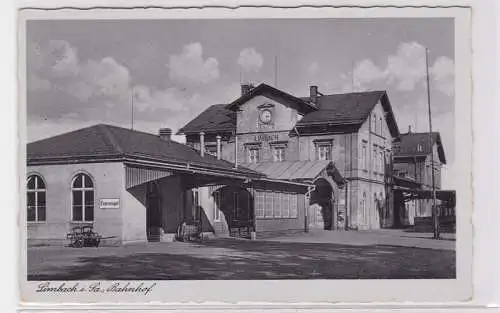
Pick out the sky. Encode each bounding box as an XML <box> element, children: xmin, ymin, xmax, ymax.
<box><xmin>26</xmin><ymin>18</ymin><xmax>455</xmax><ymax>187</ymax></box>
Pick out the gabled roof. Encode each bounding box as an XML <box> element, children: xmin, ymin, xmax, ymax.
<box><xmin>27</xmin><ymin>124</ymin><xmax>263</xmax><ymax>178</ymax></box>
<box><xmin>243</xmin><ymin>160</ymin><xmax>345</xmax><ymax>186</ymax></box>
<box><xmin>394</xmin><ymin>131</ymin><xmax>446</xmax><ymax>164</ymax></box>
<box><xmin>296</xmin><ymin>90</ymin><xmax>400</xmax><ymax>138</ymax></box>
<box><xmin>225</xmin><ymin>83</ymin><xmax>318</xmax><ymax>114</ymax></box>
<box><xmin>177</xmin><ymin>86</ymin><xmax>400</xmax><ymax>138</ymax></box>
<box><xmin>177</xmin><ymin>104</ymin><xmax>235</xmax><ymax>135</ymax></box>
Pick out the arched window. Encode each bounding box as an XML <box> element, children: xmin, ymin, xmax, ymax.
<box><xmin>71</xmin><ymin>173</ymin><xmax>94</xmax><ymax>222</ymax></box>
<box><xmin>27</xmin><ymin>174</ymin><xmax>46</xmax><ymax>222</ymax></box>
<box><xmin>372</xmin><ymin>114</ymin><xmax>377</xmax><ymax>132</ymax></box>
<box><xmin>379</xmin><ymin>117</ymin><xmax>383</xmax><ymax>134</ymax></box>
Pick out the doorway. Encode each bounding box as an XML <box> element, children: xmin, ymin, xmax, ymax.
<box><xmin>146</xmin><ymin>182</ymin><xmax>162</xmax><ymax>242</ymax></box>
<box><xmin>309</xmin><ymin>178</ymin><xmax>334</xmax><ymax>230</ymax></box>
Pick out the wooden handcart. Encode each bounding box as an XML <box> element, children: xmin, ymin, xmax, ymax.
<box><xmin>66</xmin><ymin>225</ymin><xmax>102</xmax><ymax>248</ymax></box>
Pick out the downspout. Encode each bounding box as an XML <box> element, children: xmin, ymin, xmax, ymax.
<box><xmin>234</xmin><ymin>130</ymin><xmax>238</xmax><ymax>168</ymax></box>
<box><xmin>250</xmin><ymin>182</ymin><xmax>257</xmax><ymax>240</ymax></box>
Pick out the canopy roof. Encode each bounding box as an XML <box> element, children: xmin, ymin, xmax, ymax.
<box><xmin>244</xmin><ymin>160</ymin><xmax>345</xmax><ymax>186</ymax></box>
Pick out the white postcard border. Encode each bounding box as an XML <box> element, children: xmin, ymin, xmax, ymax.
<box><xmin>17</xmin><ymin>4</ymin><xmax>473</xmax><ymax>305</ymax></box>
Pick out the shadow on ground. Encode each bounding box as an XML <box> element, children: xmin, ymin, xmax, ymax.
<box><xmin>28</xmin><ymin>239</ymin><xmax>455</xmax><ymax>281</ymax></box>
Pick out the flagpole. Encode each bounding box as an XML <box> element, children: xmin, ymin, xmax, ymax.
<box><xmin>425</xmin><ymin>48</ymin><xmax>439</xmax><ymax>239</ymax></box>
<box><xmin>130</xmin><ymin>87</ymin><xmax>134</xmax><ymax>131</ymax></box>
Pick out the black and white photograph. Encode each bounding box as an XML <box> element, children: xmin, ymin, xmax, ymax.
<box><xmin>19</xmin><ymin>4</ymin><xmax>473</xmax><ymax>304</ymax></box>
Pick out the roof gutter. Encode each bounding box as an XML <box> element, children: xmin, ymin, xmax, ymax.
<box><xmin>123</xmin><ymin>158</ymin><xmax>255</xmax><ymax>181</ymax></box>
<box><xmin>122</xmin><ymin>155</ymin><xmax>262</xmax><ymax>179</ymax></box>
<box><xmin>27</xmin><ymin>153</ymin><xmax>264</xmax><ymax>180</ymax></box>
<box><xmin>254</xmin><ymin>177</ymin><xmax>312</xmax><ymax>188</ymax></box>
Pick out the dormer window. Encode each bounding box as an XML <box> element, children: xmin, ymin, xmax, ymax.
<box><xmin>417</xmin><ymin>144</ymin><xmax>423</xmax><ymax>152</ymax></box>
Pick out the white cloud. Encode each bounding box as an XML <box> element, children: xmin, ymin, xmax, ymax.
<box><xmin>385</xmin><ymin>41</ymin><xmax>426</xmax><ymax>91</ymax></box>
<box><xmin>348</xmin><ymin>42</ymin><xmax>453</xmax><ymax>96</ymax></box>
<box><xmin>28</xmin><ymin>40</ymin><xmax>132</xmax><ymax>103</ymax></box>
<box><xmin>27</xmin><ymin>40</ymin><xmax>236</xmax><ymax>139</ymax></box>
<box><xmin>431</xmin><ymin>56</ymin><xmax>454</xmax><ymax>96</ymax></box>
<box><xmin>83</xmin><ymin>57</ymin><xmax>130</xmax><ymax>97</ymax></box>
<box><xmin>237</xmin><ymin>47</ymin><xmax>263</xmax><ymax>72</ymax></box>
<box><xmin>133</xmin><ymin>85</ymin><xmax>190</xmax><ymax>113</ymax></box>
<box><xmin>353</xmin><ymin>59</ymin><xmax>386</xmax><ymax>90</ymax></box>
<box><xmin>35</xmin><ymin>40</ymin><xmax>81</xmax><ymax>78</ymax></box>
<box><xmin>168</xmin><ymin>42</ymin><xmax>220</xmax><ymax>84</ymax></box>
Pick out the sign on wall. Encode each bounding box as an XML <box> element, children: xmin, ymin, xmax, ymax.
<box><xmin>253</xmin><ymin>133</ymin><xmax>280</xmax><ymax>142</ymax></box>
<box><xmin>99</xmin><ymin>198</ymin><xmax>120</xmax><ymax>209</ymax></box>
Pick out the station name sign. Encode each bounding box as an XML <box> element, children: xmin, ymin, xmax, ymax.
<box><xmin>99</xmin><ymin>198</ymin><xmax>120</xmax><ymax>209</ymax></box>
<box><xmin>253</xmin><ymin>133</ymin><xmax>280</xmax><ymax>142</ymax></box>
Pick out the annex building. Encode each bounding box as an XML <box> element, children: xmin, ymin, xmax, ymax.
<box><xmin>26</xmin><ymin>83</ymin><xmax>451</xmax><ymax>246</ymax></box>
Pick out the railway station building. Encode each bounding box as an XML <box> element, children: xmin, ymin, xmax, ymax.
<box><xmin>26</xmin><ymin>82</ymin><xmax>452</xmax><ymax>245</ymax></box>
<box><xmin>179</xmin><ymin>83</ymin><xmax>401</xmax><ymax>234</ymax></box>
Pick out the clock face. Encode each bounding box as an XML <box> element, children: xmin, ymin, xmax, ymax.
<box><xmin>260</xmin><ymin>109</ymin><xmax>273</xmax><ymax>124</ymax></box>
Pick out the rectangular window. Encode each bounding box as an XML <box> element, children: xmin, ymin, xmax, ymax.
<box><xmin>27</xmin><ymin>193</ymin><xmax>36</xmax><ymax>222</ymax></box>
<box><xmin>273</xmin><ymin>192</ymin><xmax>281</xmax><ymax>217</ymax></box>
<box><xmin>265</xmin><ymin>192</ymin><xmax>273</xmax><ymax>217</ymax></box>
<box><xmin>282</xmin><ymin>193</ymin><xmax>290</xmax><ymax>218</ymax></box>
<box><xmin>213</xmin><ymin>191</ymin><xmax>221</xmax><ymax>221</ymax></box>
<box><xmin>248</xmin><ymin>147</ymin><xmax>260</xmax><ymax>164</ymax></box>
<box><xmin>72</xmin><ymin>190</ymin><xmax>83</xmax><ymax>221</ymax></box>
<box><xmin>290</xmin><ymin>194</ymin><xmax>298</xmax><ymax>218</ymax></box>
<box><xmin>38</xmin><ymin>192</ymin><xmax>46</xmax><ymax>221</ymax></box>
<box><xmin>272</xmin><ymin>146</ymin><xmax>285</xmax><ymax>162</ymax></box>
<box><xmin>72</xmin><ymin>207</ymin><xmax>83</xmax><ymax>222</ymax></box>
<box><xmin>317</xmin><ymin>144</ymin><xmax>331</xmax><ymax>161</ymax></box>
<box><xmin>373</xmin><ymin>146</ymin><xmax>378</xmax><ymax>172</ymax></box>
<box><xmin>255</xmin><ymin>191</ymin><xmax>265</xmax><ymax>218</ymax></box>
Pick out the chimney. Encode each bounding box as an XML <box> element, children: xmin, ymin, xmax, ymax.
<box><xmin>241</xmin><ymin>83</ymin><xmax>254</xmax><ymax>96</ymax></box>
<box><xmin>408</xmin><ymin>125</ymin><xmax>412</xmax><ymax>133</ymax></box>
<box><xmin>158</xmin><ymin>128</ymin><xmax>172</xmax><ymax>141</ymax></box>
<box><xmin>309</xmin><ymin>85</ymin><xmax>318</xmax><ymax>104</ymax></box>
<box><xmin>199</xmin><ymin>131</ymin><xmax>205</xmax><ymax>157</ymax></box>
<box><xmin>216</xmin><ymin>135</ymin><xmax>222</xmax><ymax>160</ymax></box>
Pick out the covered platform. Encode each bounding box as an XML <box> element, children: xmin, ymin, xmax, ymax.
<box><xmin>245</xmin><ymin>160</ymin><xmax>346</xmax><ymax>231</ymax></box>
<box><xmin>391</xmin><ymin>175</ymin><xmax>456</xmax><ymax>231</ymax></box>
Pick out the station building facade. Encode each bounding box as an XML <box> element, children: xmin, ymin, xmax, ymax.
<box><xmin>179</xmin><ymin>83</ymin><xmax>401</xmax><ymax>232</ymax></box>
